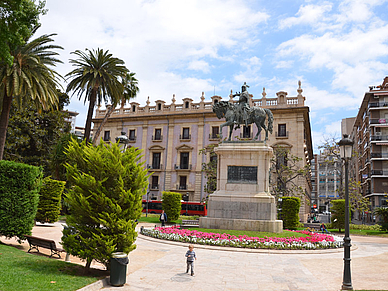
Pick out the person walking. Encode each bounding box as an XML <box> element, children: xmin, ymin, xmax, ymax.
<box><xmin>159</xmin><ymin>210</ymin><xmax>167</xmax><ymax>227</ymax></box>
<box><xmin>185</xmin><ymin>244</ymin><xmax>197</xmax><ymax>276</ymax></box>
<box><xmin>320</xmin><ymin>222</ymin><xmax>329</xmax><ymax>234</ymax></box>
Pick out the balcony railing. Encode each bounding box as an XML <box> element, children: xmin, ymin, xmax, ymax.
<box><xmin>369</xmin><ymin>102</ymin><xmax>388</xmax><ymax>108</ymax></box>
<box><xmin>152</xmin><ymin>135</ymin><xmax>163</xmax><ymax>141</ymax></box>
<box><xmin>370</xmin><ymin>119</ymin><xmax>388</xmax><ymax>125</ymax></box>
<box><xmin>371</xmin><ymin>153</ymin><xmax>388</xmax><ymax>159</ymax></box>
<box><xmin>149</xmin><ymin>184</ymin><xmax>159</xmax><ymax>190</ymax></box>
<box><xmin>174</xmin><ymin>164</ymin><xmax>192</xmax><ymax>170</ymax></box>
<box><xmin>371</xmin><ymin>135</ymin><xmax>388</xmax><ymax>141</ymax></box>
<box><xmin>209</xmin><ymin>133</ymin><xmax>220</xmax><ymax>140</ymax></box>
<box><xmin>240</xmin><ymin>132</ymin><xmax>252</xmax><ymax>139</ymax></box>
<box><xmin>371</xmin><ymin>170</ymin><xmax>388</xmax><ymax>176</ymax></box>
<box><xmin>147</xmin><ymin>164</ymin><xmax>163</xmax><ymax>170</ymax></box>
<box><xmin>275</xmin><ymin>131</ymin><xmax>289</xmax><ymax>138</ymax></box>
<box><xmin>176</xmin><ymin>184</ymin><xmax>187</xmax><ymax>190</ymax></box>
<box><xmin>128</xmin><ymin>136</ymin><xmax>136</xmax><ymax>142</ymax></box>
<box><xmin>179</xmin><ymin>134</ymin><xmax>191</xmax><ymax>140</ymax></box>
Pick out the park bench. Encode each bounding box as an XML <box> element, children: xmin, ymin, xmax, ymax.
<box><xmin>181</xmin><ymin>219</ymin><xmax>199</xmax><ymax>227</ymax></box>
<box><xmin>24</xmin><ymin>235</ymin><xmax>65</xmax><ymax>259</ymax></box>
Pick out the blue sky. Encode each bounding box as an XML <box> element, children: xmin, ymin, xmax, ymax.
<box><xmin>37</xmin><ymin>0</ymin><xmax>388</xmax><ymax>151</ymax></box>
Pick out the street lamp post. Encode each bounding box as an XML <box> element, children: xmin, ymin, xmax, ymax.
<box><xmin>339</xmin><ymin>134</ymin><xmax>354</xmax><ymax>290</ymax></box>
<box><xmin>185</xmin><ymin>192</ymin><xmax>189</xmax><ymax>216</ymax></box>
<box><xmin>146</xmin><ymin>191</ymin><xmax>149</xmax><ymax>217</ymax></box>
<box><xmin>115</xmin><ymin>131</ymin><xmax>129</xmax><ymax>151</ymax></box>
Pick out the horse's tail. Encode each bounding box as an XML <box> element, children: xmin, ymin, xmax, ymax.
<box><xmin>264</xmin><ymin>108</ymin><xmax>273</xmax><ymax>134</ymax></box>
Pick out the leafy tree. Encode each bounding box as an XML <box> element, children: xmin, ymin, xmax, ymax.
<box><xmin>161</xmin><ymin>191</ymin><xmax>182</xmax><ymax>222</ymax></box>
<box><xmin>374</xmin><ymin>207</ymin><xmax>388</xmax><ymax>231</ymax></box>
<box><xmin>4</xmin><ymin>91</ymin><xmax>70</xmax><ymax>174</ymax></box>
<box><xmin>35</xmin><ymin>176</ymin><xmax>65</xmax><ymax>223</ymax></box>
<box><xmin>348</xmin><ymin>179</ymin><xmax>370</xmax><ymax>222</ymax></box>
<box><xmin>62</xmin><ymin>138</ymin><xmax>149</xmax><ymax>271</ymax></box>
<box><xmin>270</xmin><ymin>147</ymin><xmax>310</xmax><ymax>199</ymax></box>
<box><xmin>199</xmin><ymin>143</ymin><xmax>218</xmax><ymax>197</ymax></box>
<box><xmin>0</xmin><ymin>30</ymin><xmax>63</xmax><ymax>160</ymax></box>
<box><xmin>92</xmin><ymin>71</ymin><xmax>139</xmax><ymax>144</ymax></box>
<box><xmin>49</xmin><ymin>132</ymin><xmax>79</xmax><ymax>181</ymax></box>
<box><xmin>0</xmin><ymin>160</ymin><xmax>42</xmax><ymax>241</ymax></box>
<box><xmin>65</xmin><ymin>48</ymin><xmax>128</xmax><ymax>143</ymax></box>
<box><xmin>318</xmin><ymin>136</ymin><xmax>344</xmax><ymax>197</ymax></box>
<box><xmin>0</xmin><ymin>0</ymin><xmax>46</xmax><ymax>65</ymax></box>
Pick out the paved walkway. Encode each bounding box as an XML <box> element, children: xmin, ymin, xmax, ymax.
<box><xmin>1</xmin><ymin>222</ymin><xmax>388</xmax><ymax>291</ymax></box>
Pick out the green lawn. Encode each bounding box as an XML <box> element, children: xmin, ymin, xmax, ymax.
<box><xmin>0</xmin><ymin>243</ymin><xmax>105</xmax><ymax>291</ymax></box>
<box><xmin>330</xmin><ymin>229</ymin><xmax>388</xmax><ymax>237</ymax></box>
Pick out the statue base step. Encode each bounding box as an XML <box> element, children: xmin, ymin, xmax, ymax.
<box><xmin>199</xmin><ymin>217</ymin><xmax>283</xmax><ymax>233</ymax></box>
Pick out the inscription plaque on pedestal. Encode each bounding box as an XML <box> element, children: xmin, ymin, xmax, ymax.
<box><xmin>227</xmin><ymin>166</ymin><xmax>257</xmax><ymax>183</ymax></box>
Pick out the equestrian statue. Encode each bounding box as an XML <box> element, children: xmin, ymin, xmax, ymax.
<box><xmin>213</xmin><ymin>82</ymin><xmax>273</xmax><ymax>141</ymax></box>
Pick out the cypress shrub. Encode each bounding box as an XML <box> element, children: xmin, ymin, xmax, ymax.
<box><xmin>281</xmin><ymin>197</ymin><xmax>300</xmax><ymax>230</ymax></box>
<box><xmin>0</xmin><ymin>160</ymin><xmax>42</xmax><ymax>240</ymax></box>
<box><xmin>35</xmin><ymin>177</ymin><xmax>65</xmax><ymax>223</ymax></box>
<box><xmin>331</xmin><ymin>199</ymin><xmax>350</xmax><ymax>232</ymax></box>
<box><xmin>162</xmin><ymin>191</ymin><xmax>182</xmax><ymax>222</ymax></box>
<box><xmin>62</xmin><ymin>138</ymin><xmax>149</xmax><ymax>271</ymax></box>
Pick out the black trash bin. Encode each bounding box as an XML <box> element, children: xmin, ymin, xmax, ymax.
<box><xmin>110</xmin><ymin>252</ymin><xmax>129</xmax><ymax>287</ymax></box>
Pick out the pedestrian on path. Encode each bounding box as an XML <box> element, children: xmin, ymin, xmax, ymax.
<box><xmin>320</xmin><ymin>222</ymin><xmax>329</xmax><ymax>234</ymax></box>
<box><xmin>159</xmin><ymin>210</ymin><xmax>167</xmax><ymax>227</ymax></box>
<box><xmin>185</xmin><ymin>244</ymin><xmax>196</xmax><ymax>276</ymax></box>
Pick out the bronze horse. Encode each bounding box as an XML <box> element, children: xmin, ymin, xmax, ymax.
<box><xmin>213</xmin><ymin>101</ymin><xmax>273</xmax><ymax>141</ymax></box>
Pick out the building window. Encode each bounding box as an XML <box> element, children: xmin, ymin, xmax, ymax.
<box><xmin>275</xmin><ymin>150</ymin><xmax>287</xmax><ymax>170</ymax></box>
<box><xmin>154</xmin><ymin>128</ymin><xmax>162</xmax><ymax>140</ymax></box>
<box><xmin>103</xmin><ymin>130</ymin><xmax>110</xmax><ymax>141</ymax></box>
<box><xmin>180</xmin><ymin>152</ymin><xmax>190</xmax><ymax>169</ymax></box>
<box><xmin>129</xmin><ymin>129</ymin><xmax>136</xmax><ymax>141</ymax></box>
<box><xmin>157</xmin><ymin>103</ymin><xmax>161</xmax><ymax>110</ymax></box>
<box><xmin>152</xmin><ymin>152</ymin><xmax>161</xmax><ymax>169</ymax></box>
<box><xmin>151</xmin><ymin>176</ymin><xmax>159</xmax><ymax>190</ymax></box>
<box><xmin>211</xmin><ymin>126</ymin><xmax>219</xmax><ymax>139</ymax></box>
<box><xmin>181</xmin><ymin>127</ymin><xmax>190</xmax><ymax>140</ymax></box>
<box><xmin>278</xmin><ymin>124</ymin><xmax>287</xmax><ymax>137</ymax></box>
<box><xmin>179</xmin><ymin>176</ymin><xmax>187</xmax><ymax>190</ymax></box>
<box><xmin>185</xmin><ymin>101</ymin><xmax>189</xmax><ymax>108</ymax></box>
<box><xmin>242</xmin><ymin>125</ymin><xmax>251</xmax><ymax>138</ymax></box>
<box><xmin>132</xmin><ymin>105</ymin><xmax>136</xmax><ymax>112</ymax></box>
<box><xmin>214</xmin><ymin>99</ymin><xmax>218</xmax><ymax>104</ymax></box>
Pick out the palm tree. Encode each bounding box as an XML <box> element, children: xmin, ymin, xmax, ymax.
<box><xmin>0</xmin><ymin>32</ymin><xmax>63</xmax><ymax>160</ymax></box>
<box><xmin>92</xmin><ymin>71</ymin><xmax>139</xmax><ymax>144</ymax></box>
<box><xmin>65</xmin><ymin>48</ymin><xmax>128</xmax><ymax>142</ymax></box>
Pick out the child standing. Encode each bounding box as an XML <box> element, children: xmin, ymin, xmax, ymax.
<box><xmin>185</xmin><ymin>244</ymin><xmax>196</xmax><ymax>276</ymax></box>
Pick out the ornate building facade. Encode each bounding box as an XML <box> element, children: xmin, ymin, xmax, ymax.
<box><xmin>92</xmin><ymin>82</ymin><xmax>313</xmax><ymax>218</ymax></box>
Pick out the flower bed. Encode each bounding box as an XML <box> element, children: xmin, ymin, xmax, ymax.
<box><xmin>140</xmin><ymin>226</ymin><xmax>343</xmax><ymax>250</ymax></box>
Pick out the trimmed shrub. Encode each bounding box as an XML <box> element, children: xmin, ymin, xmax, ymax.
<box><xmin>281</xmin><ymin>197</ymin><xmax>300</xmax><ymax>230</ymax></box>
<box><xmin>162</xmin><ymin>192</ymin><xmax>182</xmax><ymax>222</ymax></box>
<box><xmin>35</xmin><ymin>177</ymin><xmax>65</xmax><ymax>223</ymax></box>
<box><xmin>331</xmin><ymin>199</ymin><xmax>350</xmax><ymax>232</ymax></box>
<box><xmin>374</xmin><ymin>207</ymin><xmax>388</xmax><ymax>231</ymax></box>
<box><xmin>0</xmin><ymin>160</ymin><xmax>42</xmax><ymax>240</ymax></box>
<box><xmin>62</xmin><ymin>139</ymin><xmax>149</xmax><ymax>271</ymax></box>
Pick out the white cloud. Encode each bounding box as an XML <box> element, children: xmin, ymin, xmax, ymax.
<box><xmin>279</xmin><ymin>3</ymin><xmax>332</xmax><ymax>29</ymax></box>
<box><xmin>187</xmin><ymin>60</ymin><xmax>211</xmax><ymax>73</ymax></box>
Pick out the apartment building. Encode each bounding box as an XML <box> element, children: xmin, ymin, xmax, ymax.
<box><xmin>92</xmin><ymin>82</ymin><xmax>313</xmax><ymax>218</ymax></box>
<box><xmin>351</xmin><ymin>77</ymin><xmax>388</xmax><ymax>212</ymax></box>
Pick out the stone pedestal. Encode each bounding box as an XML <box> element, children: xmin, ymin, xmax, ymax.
<box><xmin>200</xmin><ymin>142</ymin><xmax>283</xmax><ymax>233</ymax></box>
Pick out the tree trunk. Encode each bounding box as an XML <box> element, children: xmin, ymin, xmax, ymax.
<box><xmin>84</xmin><ymin>92</ymin><xmax>97</xmax><ymax>144</ymax></box>
<box><xmin>92</xmin><ymin>105</ymin><xmax>115</xmax><ymax>144</ymax></box>
<box><xmin>0</xmin><ymin>94</ymin><xmax>13</xmax><ymax>160</ymax></box>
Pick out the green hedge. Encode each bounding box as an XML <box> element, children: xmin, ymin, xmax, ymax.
<box><xmin>0</xmin><ymin>160</ymin><xmax>42</xmax><ymax>240</ymax></box>
<box><xmin>162</xmin><ymin>192</ymin><xmax>182</xmax><ymax>222</ymax></box>
<box><xmin>281</xmin><ymin>197</ymin><xmax>300</xmax><ymax>230</ymax></box>
<box><xmin>331</xmin><ymin>199</ymin><xmax>351</xmax><ymax>232</ymax></box>
<box><xmin>35</xmin><ymin>177</ymin><xmax>65</xmax><ymax>223</ymax></box>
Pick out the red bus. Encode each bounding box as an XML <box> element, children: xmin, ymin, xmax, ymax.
<box><xmin>142</xmin><ymin>200</ymin><xmax>207</xmax><ymax>216</ymax></box>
